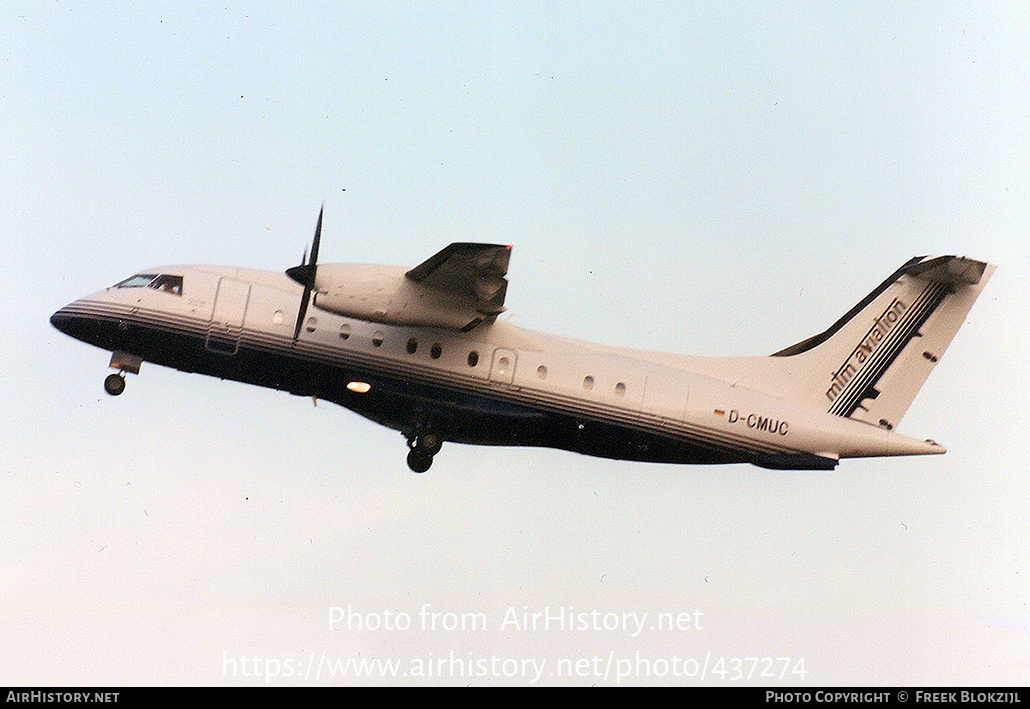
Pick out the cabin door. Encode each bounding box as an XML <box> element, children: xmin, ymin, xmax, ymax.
<box><xmin>642</xmin><ymin>376</ymin><xmax>690</xmax><ymax>428</ymax></box>
<box><xmin>206</xmin><ymin>277</ymin><xmax>251</xmax><ymax>355</ymax></box>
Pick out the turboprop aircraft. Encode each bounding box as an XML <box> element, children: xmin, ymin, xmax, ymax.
<box><xmin>50</xmin><ymin>208</ymin><xmax>994</xmax><ymax>472</ymax></box>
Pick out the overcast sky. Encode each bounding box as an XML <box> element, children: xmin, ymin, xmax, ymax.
<box><xmin>2</xmin><ymin>1</ymin><xmax>1028</xmax><ymax>685</ymax></box>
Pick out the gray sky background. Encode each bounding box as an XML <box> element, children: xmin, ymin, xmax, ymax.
<box><xmin>2</xmin><ymin>1</ymin><xmax>1028</xmax><ymax>685</ymax></box>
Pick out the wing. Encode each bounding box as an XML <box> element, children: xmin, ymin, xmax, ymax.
<box><xmin>406</xmin><ymin>242</ymin><xmax>511</xmax><ymax>316</ymax></box>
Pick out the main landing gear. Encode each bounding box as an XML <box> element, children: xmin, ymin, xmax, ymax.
<box><xmin>405</xmin><ymin>431</ymin><xmax>443</xmax><ymax>473</ymax></box>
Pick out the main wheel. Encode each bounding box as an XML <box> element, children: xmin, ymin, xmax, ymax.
<box><xmin>406</xmin><ymin>448</ymin><xmax>433</xmax><ymax>473</ymax></box>
<box><xmin>418</xmin><ymin>432</ymin><xmax>443</xmax><ymax>456</ymax></box>
<box><xmin>104</xmin><ymin>373</ymin><xmax>126</xmax><ymax>396</ymax></box>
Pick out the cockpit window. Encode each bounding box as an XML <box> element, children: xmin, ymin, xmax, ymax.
<box><xmin>114</xmin><ymin>273</ymin><xmax>183</xmax><ymax>296</ymax></box>
<box><xmin>114</xmin><ymin>274</ymin><xmax>159</xmax><ymax>289</ymax></box>
<box><xmin>150</xmin><ymin>274</ymin><xmax>183</xmax><ymax>295</ymax></box>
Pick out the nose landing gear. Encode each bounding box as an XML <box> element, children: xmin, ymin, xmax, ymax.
<box><xmin>105</xmin><ymin>351</ymin><xmax>143</xmax><ymax>396</ymax></box>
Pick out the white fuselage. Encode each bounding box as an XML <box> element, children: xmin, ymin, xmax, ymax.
<box><xmin>51</xmin><ymin>263</ymin><xmax>946</xmax><ymax>470</ymax></box>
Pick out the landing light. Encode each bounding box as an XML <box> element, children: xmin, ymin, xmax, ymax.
<box><xmin>347</xmin><ymin>381</ymin><xmax>371</xmax><ymax>394</ymax></box>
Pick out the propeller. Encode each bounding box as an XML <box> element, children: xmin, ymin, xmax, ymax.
<box><xmin>286</xmin><ymin>205</ymin><xmax>323</xmax><ymax>343</ymax></box>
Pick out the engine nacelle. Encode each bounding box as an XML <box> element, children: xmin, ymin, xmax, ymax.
<box><xmin>312</xmin><ymin>263</ymin><xmax>504</xmax><ymax>331</ymax></box>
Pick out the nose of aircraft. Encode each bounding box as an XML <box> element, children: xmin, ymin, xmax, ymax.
<box><xmin>50</xmin><ymin>299</ymin><xmax>103</xmax><ymax>345</ymax></box>
<box><xmin>50</xmin><ymin>306</ymin><xmax>75</xmax><ymax>336</ymax></box>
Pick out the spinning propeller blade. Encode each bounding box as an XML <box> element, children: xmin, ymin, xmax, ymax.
<box><xmin>286</xmin><ymin>206</ymin><xmax>324</xmax><ymax>343</ymax></box>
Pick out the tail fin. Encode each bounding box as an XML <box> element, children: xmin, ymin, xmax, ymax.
<box><xmin>769</xmin><ymin>255</ymin><xmax>994</xmax><ymax>429</ymax></box>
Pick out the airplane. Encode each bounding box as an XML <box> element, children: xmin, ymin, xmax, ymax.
<box><xmin>50</xmin><ymin>207</ymin><xmax>994</xmax><ymax>473</ymax></box>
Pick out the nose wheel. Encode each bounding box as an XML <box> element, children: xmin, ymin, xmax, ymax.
<box><xmin>405</xmin><ymin>431</ymin><xmax>444</xmax><ymax>473</ymax></box>
<box><xmin>104</xmin><ymin>373</ymin><xmax>126</xmax><ymax>396</ymax></box>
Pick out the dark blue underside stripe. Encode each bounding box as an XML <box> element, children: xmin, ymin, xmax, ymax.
<box><xmin>55</xmin><ymin>300</ymin><xmax>822</xmax><ymax>462</ymax></box>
